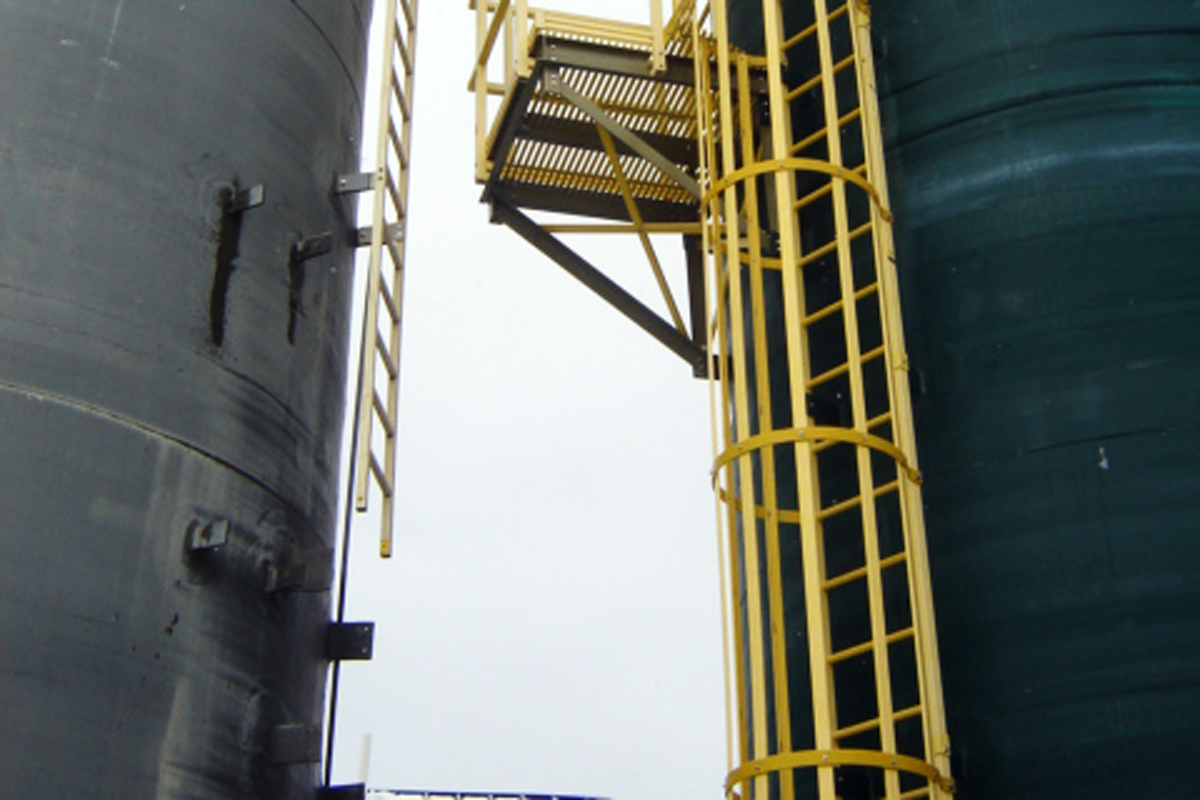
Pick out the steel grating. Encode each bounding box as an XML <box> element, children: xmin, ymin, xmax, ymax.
<box><xmin>483</xmin><ymin>23</ymin><xmax>701</xmax><ymax>220</ymax></box>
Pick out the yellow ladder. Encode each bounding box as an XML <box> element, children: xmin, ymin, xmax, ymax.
<box><xmin>694</xmin><ymin>1</ymin><xmax>953</xmax><ymax>797</ymax></box>
<box><xmin>353</xmin><ymin>0</ymin><xmax>419</xmax><ymax>558</ymax></box>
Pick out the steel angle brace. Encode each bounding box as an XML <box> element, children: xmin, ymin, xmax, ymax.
<box><xmin>489</xmin><ymin>193</ymin><xmax>706</xmax><ymax>374</ymax></box>
<box><xmin>543</xmin><ymin>68</ymin><xmax>701</xmax><ymax>200</ymax></box>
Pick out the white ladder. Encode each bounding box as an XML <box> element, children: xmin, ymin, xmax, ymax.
<box><xmin>353</xmin><ymin>0</ymin><xmax>419</xmax><ymax>558</ymax></box>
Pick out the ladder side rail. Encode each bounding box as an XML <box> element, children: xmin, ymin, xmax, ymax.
<box><xmin>737</xmin><ymin>50</ymin><xmax>798</xmax><ymax>800</ymax></box>
<box><xmin>693</xmin><ymin>19</ymin><xmax>743</xmax><ymax>781</ymax></box>
<box><xmin>846</xmin><ymin>0</ymin><xmax>953</xmax><ymax>791</ymax></box>
<box><xmin>808</xmin><ymin>2</ymin><xmax>903</xmax><ymax>797</ymax></box>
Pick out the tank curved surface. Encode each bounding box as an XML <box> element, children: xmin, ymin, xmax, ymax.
<box><xmin>872</xmin><ymin>4</ymin><xmax>1200</xmax><ymax>797</ymax></box>
<box><xmin>0</xmin><ymin>2</ymin><xmax>371</xmax><ymax>797</ymax></box>
<box><xmin>726</xmin><ymin>0</ymin><xmax>1200</xmax><ymax>797</ymax></box>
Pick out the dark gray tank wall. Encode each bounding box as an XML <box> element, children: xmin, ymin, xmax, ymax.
<box><xmin>0</xmin><ymin>2</ymin><xmax>371</xmax><ymax>797</ymax></box>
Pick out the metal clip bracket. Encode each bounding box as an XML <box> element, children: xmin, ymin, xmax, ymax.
<box><xmin>334</xmin><ymin>172</ymin><xmax>377</xmax><ymax>195</ymax></box>
<box><xmin>292</xmin><ymin>233</ymin><xmax>333</xmax><ymax>264</ymax></box>
<box><xmin>229</xmin><ymin>184</ymin><xmax>266</xmax><ymax>214</ymax></box>
<box><xmin>184</xmin><ymin>518</ymin><xmax>229</xmax><ymax>554</ymax></box>
<box><xmin>325</xmin><ymin>622</ymin><xmax>376</xmax><ymax>662</ymax></box>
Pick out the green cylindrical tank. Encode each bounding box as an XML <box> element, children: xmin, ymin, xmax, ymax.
<box><xmin>727</xmin><ymin>0</ymin><xmax>1200</xmax><ymax>796</ymax></box>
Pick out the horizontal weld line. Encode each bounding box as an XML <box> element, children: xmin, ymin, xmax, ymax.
<box><xmin>0</xmin><ymin>379</ymin><xmax>314</xmax><ymax>526</ymax></box>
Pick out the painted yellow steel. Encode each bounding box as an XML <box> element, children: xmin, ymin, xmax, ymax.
<box><xmin>353</xmin><ymin>0</ymin><xmax>419</xmax><ymax>558</ymax></box>
<box><xmin>470</xmin><ymin>0</ymin><xmax>701</xmax><ymax>352</ymax></box>
<box><xmin>595</xmin><ymin>126</ymin><xmax>688</xmax><ymax>333</ymax></box>
<box><xmin>691</xmin><ymin>0</ymin><xmax>953</xmax><ymax>797</ymax></box>
<box><xmin>712</xmin><ymin>426</ymin><xmax>923</xmax><ymax>485</ymax></box>
<box><xmin>726</xmin><ymin>749</ymin><xmax>955</xmax><ymax>795</ymax></box>
<box><xmin>464</xmin><ymin>2</ymin><xmax>951</xmax><ymax>793</ymax></box>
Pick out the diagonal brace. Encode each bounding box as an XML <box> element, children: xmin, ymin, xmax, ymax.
<box><xmin>545</xmin><ymin>69</ymin><xmax>701</xmax><ymax>200</ymax></box>
<box><xmin>595</xmin><ymin>125</ymin><xmax>687</xmax><ymax>335</ymax></box>
<box><xmin>490</xmin><ymin>193</ymin><xmax>706</xmax><ymax>372</ymax></box>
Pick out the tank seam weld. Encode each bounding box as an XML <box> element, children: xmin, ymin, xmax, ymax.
<box><xmin>0</xmin><ymin>378</ymin><xmax>321</xmax><ymax>531</ymax></box>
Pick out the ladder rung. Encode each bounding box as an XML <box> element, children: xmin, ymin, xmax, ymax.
<box><xmin>815</xmin><ymin>479</ymin><xmax>900</xmax><ymax>522</ymax></box>
<box><xmin>833</xmin><ymin>704</ymin><xmax>923</xmax><ymax>742</ymax></box>
<box><xmin>385</xmin><ymin>232</ymin><xmax>405</xmax><ymax>271</ymax></box>
<box><xmin>873</xmin><ymin>478</ymin><xmax>901</xmax><ymax>499</ymax></box>
<box><xmin>823</xmin><ymin>550</ymin><xmax>906</xmax><ymax>591</ymax></box>
<box><xmin>372</xmin><ymin>389</ymin><xmax>397</xmax><ymax>436</ymax></box>
<box><xmin>782</xmin><ymin>3</ymin><xmax>848</xmax><ymax>52</ymax></box>
<box><xmin>378</xmin><ymin>274</ymin><xmax>400</xmax><ymax>322</ymax></box>
<box><xmin>790</xmin><ymin>125</ymin><xmax>826</xmax><ymax>156</ymax></box>
<box><xmin>391</xmin><ymin>66</ymin><xmax>412</xmax><ymax>121</ymax></box>
<box><xmin>828</xmin><ymin>626</ymin><xmax>915</xmax><ymax>665</ymax></box>
<box><xmin>808</xmin><ymin>360</ymin><xmax>848</xmax><ymax>390</ymax></box>
<box><xmin>807</xmin><ymin>343</ymin><xmax>886</xmax><ymax>389</ymax></box>
<box><xmin>375</xmin><ymin>330</ymin><xmax>399</xmax><ymax>380</ymax></box>
<box><xmin>834</xmin><ymin>715</ymin><xmax>880</xmax><ymax>740</ymax></box>
<box><xmin>395</xmin><ymin>20</ymin><xmax>414</xmax><ymax>74</ymax></box>
<box><xmin>797</xmin><ymin>221</ymin><xmax>873</xmax><ymax>271</ymax></box>
<box><xmin>793</xmin><ymin>163</ymin><xmax>868</xmax><ymax>212</ymax></box>
<box><xmin>817</xmin><ymin>492</ymin><xmax>862</xmax><ymax>522</ymax></box>
<box><xmin>789</xmin><ymin>106</ymin><xmax>864</xmax><ymax>156</ymax></box>
<box><xmin>398</xmin><ymin>0</ymin><xmax>416</xmax><ymax>31</ymax></box>
<box><xmin>900</xmin><ymin>788</ymin><xmax>932</xmax><ymax>800</ymax></box>
<box><xmin>368</xmin><ymin>452</ymin><xmax>395</xmax><ymax>499</ymax></box>
<box><xmin>868</xmin><ymin>410</ymin><xmax>893</xmax><ymax>430</ymax></box>
<box><xmin>829</xmin><ymin>639</ymin><xmax>873</xmax><ymax>665</ymax></box>
<box><xmin>389</xmin><ymin>119</ymin><xmax>408</xmax><ymax>170</ymax></box>
<box><xmin>786</xmin><ymin>54</ymin><xmax>857</xmax><ymax>103</ymax></box>
<box><xmin>803</xmin><ymin>279</ymin><xmax>880</xmax><ymax>327</ymax></box>
<box><xmin>386</xmin><ymin>172</ymin><xmax>407</xmax><ymax>219</ymax></box>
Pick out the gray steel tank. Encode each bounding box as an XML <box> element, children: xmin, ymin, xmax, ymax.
<box><xmin>0</xmin><ymin>2</ymin><xmax>371</xmax><ymax>796</ymax></box>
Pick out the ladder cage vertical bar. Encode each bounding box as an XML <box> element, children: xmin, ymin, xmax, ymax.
<box><xmin>737</xmin><ymin>50</ymin><xmax>797</xmax><ymax>800</ymax></box>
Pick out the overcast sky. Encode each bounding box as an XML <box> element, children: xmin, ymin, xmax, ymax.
<box><xmin>329</xmin><ymin>3</ymin><xmax>728</xmax><ymax>798</ymax></box>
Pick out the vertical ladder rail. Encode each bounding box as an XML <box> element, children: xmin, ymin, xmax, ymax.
<box><xmin>353</xmin><ymin>0</ymin><xmax>419</xmax><ymax>558</ymax></box>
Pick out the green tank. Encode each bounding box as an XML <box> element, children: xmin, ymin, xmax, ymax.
<box><xmin>726</xmin><ymin>0</ymin><xmax>1200</xmax><ymax>796</ymax></box>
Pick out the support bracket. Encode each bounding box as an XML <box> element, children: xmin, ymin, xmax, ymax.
<box><xmin>292</xmin><ymin>233</ymin><xmax>333</xmax><ymax>264</ymax></box>
<box><xmin>489</xmin><ymin>193</ymin><xmax>706</xmax><ymax>372</ymax></box>
<box><xmin>229</xmin><ymin>184</ymin><xmax>266</xmax><ymax>214</ymax></box>
<box><xmin>334</xmin><ymin>172</ymin><xmax>377</xmax><ymax>196</ymax></box>
<box><xmin>184</xmin><ymin>518</ymin><xmax>229</xmax><ymax>554</ymax></box>
<box><xmin>325</xmin><ymin>622</ymin><xmax>376</xmax><ymax>662</ymax></box>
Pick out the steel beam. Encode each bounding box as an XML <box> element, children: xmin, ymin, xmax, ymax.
<box><xmin>490</xmin><ymin>194</ymin><xmax>706</xmax><ymax>372</ymax></box>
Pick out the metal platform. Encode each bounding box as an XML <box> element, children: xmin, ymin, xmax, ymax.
<box><xmin>469</xmin><ymin>3</ymin><xmax>723</xmax><ymax>372</ymax></box>
<box><xmin>474</xmin><ymin>5</ymin><xmax>700</xmax><ymax>222</ymax></box>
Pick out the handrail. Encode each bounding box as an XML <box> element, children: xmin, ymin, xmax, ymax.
<box><xmin>467</xmin><ymin>0</ymin><xmax>513</xmax><ymax>92</ymax></box>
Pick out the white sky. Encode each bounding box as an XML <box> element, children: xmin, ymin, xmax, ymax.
<box><xmin>329</xmin><ymin>2</ymin><xmax>728</xmax><ymax>798</ymax></box>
